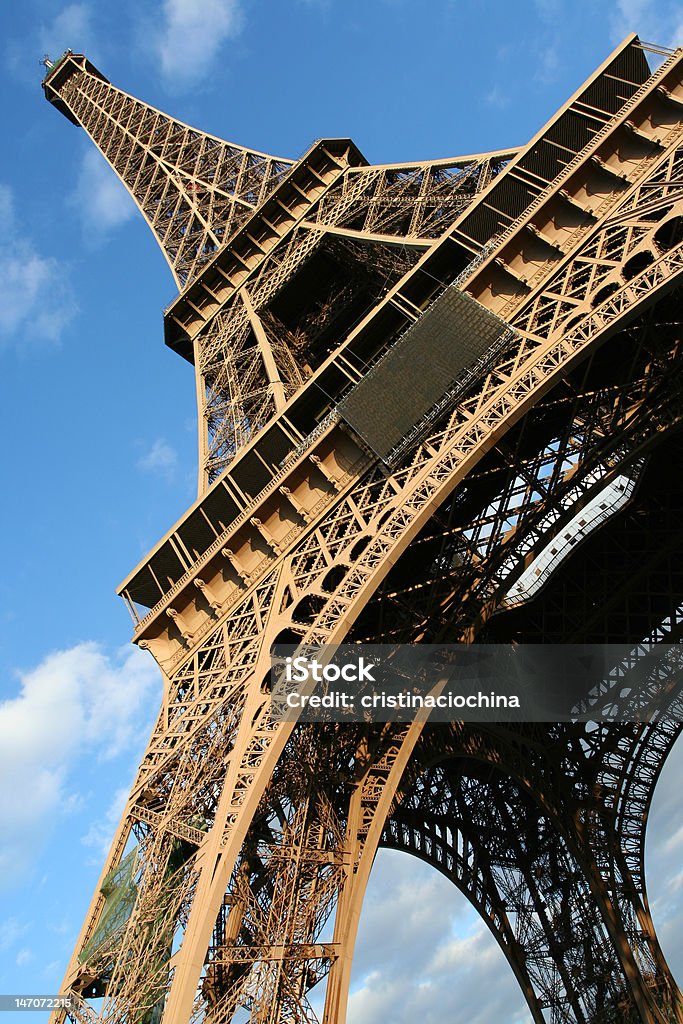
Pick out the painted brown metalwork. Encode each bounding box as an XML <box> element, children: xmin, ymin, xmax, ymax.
<box><xmin>43</xmin><ymin>33</ymin><xmax>683</xmax><ymax>1024</ymax></box>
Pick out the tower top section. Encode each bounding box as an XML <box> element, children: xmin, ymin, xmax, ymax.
<box><xmin>42</xmin><ymin>51</ymin><xmax>296</xmax><ymax>288</ymax></box>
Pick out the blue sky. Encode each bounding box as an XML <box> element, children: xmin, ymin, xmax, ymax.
<box><xmin>3</xmin><ymin>1</ymin><xmax>683</xmax><ymax>1021</ymax></box>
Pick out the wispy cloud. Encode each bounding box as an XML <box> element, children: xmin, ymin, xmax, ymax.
<box><xmin>72</xmin><ymin>148</ymin><xmax>137</xmax><ymax>239</ymax></box>
<box><xmin>342</xmin><ymin>743</ymin><xmax>683</xmax><ymax>1024</ymax></box>
<box><xmin>483</xmin><ymin>86</ymin><xmax>510</xmax><ymax>110</ymax></box>
<box><xmin>346</xmin><ymin>851</ymin><xmax>533</xmax><ymax>1024</ymax></box>
<box><xmin>152</xmin><ymin>0</ymin><xmax>244</xmax><ymax>89</ymax></box>
<box><xmin>532</xmin><ymin>0</ymin><xmax>564</xmax><ymax>17</ymax></box>
<box><xmin>5</xmin><ymin>3</ymin><xmax>99</xmax><ymax>86</ymax></box>
<box><xmin>138</xmin><ymin>438</ymin><xmax>179</xmax><ymax>479</ymax></box>
<box><xmin>0</xmin><ymin>918</ymin><xmax>28</xmax><ymax>953</ymax></box>
<box><xmin>645</xmin><ymin>734</ymin><xmax>683</xmax><ymax>983</ymax></box>
<box><xmin>0</xmin><ymin>643</ymin><xmax>158</xmax><ymax>886</ymax></box>
<box><xmin>81</xmin><ymin>785</ymin><xmax>129</xmax><ymax>858</ymax></box>
<box><xmin>38</xmin><ymin>3</ymin><xmax>98</xmax><ymax>62</ymax></box>
<box><xmin>15</xmin><ymin>949</ymin><xmax>33</xmax><ymax>968</ymax></box>
<box><xmin>612</xmin><ymin>0</ymin><xmax>683</xmax><ymax>48</ymax></box>
<box><xmin>0</xmin><ymin>184</ymin><xmax>76</xmax><ymax>345</ymax></box>
<box><xmin>534</xmin><ymin>43</ymin><xmax>560</xmax><ymax>84</ymax></box>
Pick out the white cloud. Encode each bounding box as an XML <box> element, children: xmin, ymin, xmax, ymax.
<box><xmin>612</xmin><ymin>0</ymin><xmax>683</xmax><ymax>48</ymax></box>
<box><xmin>532</xmin><ymin>0</ymin><xmax>563</xmax><ymax>17</ymax></box>
<box><xmin>0</xmin><ymin>918</ymin><xmax>27</xmax><ymax>952</ymax></box>
<box><xmin>483</xmin><ymin>86</ymin><xmax>510</xmax><ymax>110</ymax></box>
<box><xmin>81</xmin><ymin>785</ymin><xmax>129</xmax><ymax>857</ymax></box>
<box><xmin>15</xmin><ymin>949</ymin><xmax>33</xmax><ymax>968</ymax></box>
<box><xmin>342</xmin><ymin>730</ymin><xmax>683</xmax><ymax>1024</ymax></box>
<box><xmin>346</xmin><ymin>851</ymin><xmax>533</xmax><ymax>1024</ymax></box>
<box><xmin>646</xmin><ymin>732</ymin><xmax>683</xmax><ymax>986</ymax></box>
<box><xmin>72</xmin><ymin>148</ymin><xmax>137</xmax><ymax>238</ymax></box>
<box><xmin>138</xmin><ymin>438</ymin><xmax>179</xmax><ymax>478</ymax></box>
<box><xmin>154</xmin><ymin>0</ymin><xmax>243</xmax><ymax>88</ymax></box>
<box><xmin>0</xmin><ymin>643</ymin><xmax>158</xmax><ymax>886</ymax></box>
<box><xmin>4</xmin><ymin>5</ymin><xmax>100</xmax><ymax>109</ymax></box>
<box><xmin>534</xmin><ymin>44</ymin><xmax>559</xmax><ymax>84</ymax></box>
<box><xmin>0</xmin><ymin>184</ymin><xmax>76</xmax><ymax>345</ymax></box>
<box><xmin>38</xmin><ymin>4</ymin><xmax>98</xmax><ymax>62</ymax></box>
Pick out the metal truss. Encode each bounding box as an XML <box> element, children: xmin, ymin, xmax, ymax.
<box><xmin>42</xmin><ymin>33</ymin><xmax>683</xmax><ymax>1024</ymax></box>
<box><xmin>42</xmin><ymin>51</ymin><xmax>295</xmax><ymax>289</ymax></box>
<box><xmin>43</xmin><ymin>51</ymin><xmax>513</xmax><ymax>490</ymax></box>
<box><xmin>186</xmin><ymin>147</ymin><xmax>511</xmax><ymax>489</ymax></box>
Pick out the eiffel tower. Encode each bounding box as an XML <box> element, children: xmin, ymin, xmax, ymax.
<box><xmin>43</xmin><ymin>35</ymin><xmax>683</xmax><ymax>1024</ymax></box>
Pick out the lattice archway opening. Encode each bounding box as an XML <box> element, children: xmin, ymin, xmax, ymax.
<box><xmin>644</xmin><ymin>731</ymin><xmax>683</xmax><ymax>996</ymax></box>
<box><xmin>373</xmin><ymin>748</ymin><xmax>680</xmax><ymax>1024</ymax></box>
<box><xmin>345</xmin><ymin>847</ymin><xmax>532</xmax><ymax>1024</ymax></box>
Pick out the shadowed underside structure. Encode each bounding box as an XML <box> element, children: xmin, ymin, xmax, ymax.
<box><xmin>43</xmin><ymin>35</ymin><xmax>683</xmax><ymax>1024</ymax></box>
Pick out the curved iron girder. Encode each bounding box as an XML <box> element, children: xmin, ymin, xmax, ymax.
<box><xmin>349</xmin><ymin>290</ymin><xmax>683</xmax><ymax>647</ymax></box>
<box><xmin>371</xmin><ymin>431</ymin><xmax>683</xmax><ymax>1023</ymax></box>
<box><xmin>382</xmin><ymin>752</ymin><xmax>638</xmax><ymax>1024</ymax></box>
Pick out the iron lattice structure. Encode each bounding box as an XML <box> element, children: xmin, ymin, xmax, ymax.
<box><xmin>43</xmin><ymin>36</ymin><xmax>683</xmax><ymax>1024</ymax></box>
